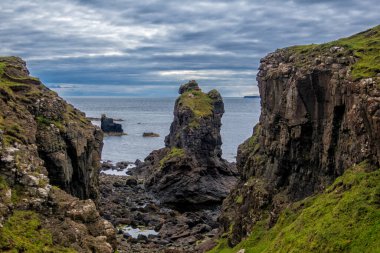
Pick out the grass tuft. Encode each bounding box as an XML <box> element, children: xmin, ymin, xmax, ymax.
<box><xmin>159</xmin><ymin>147</ymin><xmax>185</xmax><ymax>167</ymax></box>
<box><xmin>0</xmin><ymin>210</ymin><xmax>76</xmax><ymax>252</ymax></box>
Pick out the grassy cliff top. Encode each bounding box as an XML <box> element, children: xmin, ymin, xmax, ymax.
<box><xmin>0</xmin><ymin>56</ymin><xmax>91</xmax><ymax>146</ymax></box>
<box><xmin>209</xmin><ymin>161</ymin><xmax>380</xmax><ymax>253</ymax></box>
<box><xmin>288</xmin><ymin>25</ymin><xmax>380</xmax><ymax>80</ymax></box>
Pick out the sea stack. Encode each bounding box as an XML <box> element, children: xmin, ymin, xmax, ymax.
<box><xmin>136</xmin><ymin>80</ymin><xmax>238</xmax><ymax>208</ymax></box>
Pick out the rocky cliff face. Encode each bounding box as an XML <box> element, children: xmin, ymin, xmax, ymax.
<box><xmin>136</xmin><ymin>81</ymin><xmax>238</xmax><ymax>208</ymax></box>
<box><xmin>0</xmin><ymin>57</ymin><xmax>102</xmax><ymax>200</ymax></box>
<box><xmin>219</xmin><ymin>26</ymin><xmax>380</xmax><ymax>246</ymax></box>
<box><xmin>0</xmin><ymin>56</ymin><xmax>115</xmax><ymax>252</ymax></box>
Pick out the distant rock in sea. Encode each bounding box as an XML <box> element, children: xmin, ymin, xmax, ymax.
<box><xmin>101</xmin><ymin>114</ymin><xmax>124</xmax><ymax>135</ymax></box>
<box><xmin>143</xmin><ymin>132</ymin><xmax>160</xmax><ymax>137</ymax></box>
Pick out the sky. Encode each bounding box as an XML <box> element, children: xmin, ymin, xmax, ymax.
<box><xmin>0</xmin><ymin>0</ymin><xmax>379</xmax><ymax>97</ymax></box>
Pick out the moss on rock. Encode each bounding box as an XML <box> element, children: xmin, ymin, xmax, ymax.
<box><xmin>178</xmin><ymin>89</ymin><xmax>213</xmax><ymax>118</ymax></box>
<box><xmin>287</xmin><ymin>25</ymin><xmax>380</xmax><ymax>80</ymax></box>
<box><xmin>0</xmin><ymin>210</ymin><xmax>76</xmax><ymax>252</ymax></box>
<box><xmin>209</xmin><ymin>162</ymin><xmax>380</xmax><ymax>253</ymax></box>
<box><xmin>159</xmin><ymin>147</ymin><xmax>185</xmax><ymax>167</ymax></box>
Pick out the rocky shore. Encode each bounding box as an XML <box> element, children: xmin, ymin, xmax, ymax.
<box><xmin>99</xmin><ymin>174</ymin><xmax>219</xmax><ymax>252</ymax></box>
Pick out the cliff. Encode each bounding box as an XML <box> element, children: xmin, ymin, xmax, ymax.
<box><xmin>0</xmin><ymin>57</ymin><xmax>115</xmax><ymax>252</ymax></box>
<box><xmin>136</xmin><ymin>81</ymin><xmax>238</xmax><ymax>208</ymax></box>
<box><xmin>214</xmin><ymin>25</ymin><xmax>380</xmax><ymax>251</ymax></box>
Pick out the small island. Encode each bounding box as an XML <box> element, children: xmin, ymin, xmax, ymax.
<box><xmin>101</xmin><ymin>114</ymin><xmax>125</xmax><ymax>136</ymax></box>
<box><xmin>143</xmin><ymin>132</ymin><xmax>160</xmax><ymax>137</ymax></box>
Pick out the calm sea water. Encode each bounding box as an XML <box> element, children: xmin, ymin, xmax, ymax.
<box><xmin>64</xmin><ymin>97</ymin><xmax>260</xmax><ymax>162</ymax></box>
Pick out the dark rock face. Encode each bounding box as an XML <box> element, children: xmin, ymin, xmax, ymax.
<box><xmin>220</xmin><ymin>31</ymin><xmax>380</xmax><ymax>245</ymax></box>
<box><xmin>135</xmin><ymin>81</ymin><xmax>238</xmax><ymax>208</ymax></box>
<box><xmin>101</xmin><ymin>114</ymin><xmax>123</xmax><ymax>134</ymax></box>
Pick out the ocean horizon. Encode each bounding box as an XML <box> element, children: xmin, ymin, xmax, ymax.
<box><xmin>64</xmin><ymin>96</ymin><xmax>261</xmax><ymax>163</ymax></box>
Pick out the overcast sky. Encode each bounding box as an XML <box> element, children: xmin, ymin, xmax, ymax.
<box><xmin>0</xmin><ymin>0</ymin><xmax>379</xmax><ymax>97</ymax></box>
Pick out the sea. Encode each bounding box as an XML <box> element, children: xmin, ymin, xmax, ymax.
<box><xmin>64</xmin><ymin>97</ymin><xmax>261</xmax><ymax>163</ymax></box>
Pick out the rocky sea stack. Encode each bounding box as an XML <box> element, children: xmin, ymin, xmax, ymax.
<box><xmin>211</xmin><ymin>25</ymin><xmax>380</xmax><ymax>252</ymax></box>
<box><xmin>0</xmin><ymin>57</ymin><xmax>115</xmax><ymax>252</ymax></box>
<box><xmin>136</xmin><ymin>81</ymin><xmax>238</xmax><ymax>208</ymax></box>
<box><xmin>101</xmin><ymin>114</ymin><xmax>124</xmax><ymax>135</ymax></box>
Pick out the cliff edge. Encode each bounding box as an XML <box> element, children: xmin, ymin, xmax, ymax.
<box><xmin>213</xmin><ymin>25</ymin><xmax>380</xmax><ymax>251</ymax></box>
<box><xmin>0</xmin><ymin>57</ymin><xmax>115</xmax><ymax>252</ymax></box>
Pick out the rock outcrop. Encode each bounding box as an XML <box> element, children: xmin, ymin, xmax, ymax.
<box><xmin>0</xmin><ymin>56</ymin><xmax>115</xmax><ymax>251</ymax></box>
<box><xmin>101</xmin><ymin>114</ymin><xmax>124</xmax><ymax>135</ymax></box>
<box><xmin>135</xmin><ymin>81</ymin><xmax>238</xmax><ymax>208</ymax></box>
<box><xmin>219</xmin><ymin>26</ymin><xmax>380</xmax><ymax>246</ymax></box>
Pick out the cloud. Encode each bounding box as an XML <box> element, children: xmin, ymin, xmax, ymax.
<box><xmin>0</xmin><ymin>0</ymin><xmax>379</xmax><ymax>96</ymax></box>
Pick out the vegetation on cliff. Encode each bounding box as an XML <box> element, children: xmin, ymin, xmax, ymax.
<box><xmin>159</xmin><ymin>147</ymin><xmax>185</xmax><ymax>167</ymax></box>
<box><xmin>289</xmin><ymin>25</ymin><xmax>380</xmax><ymax>80</ymax></box>
<box><xmin>0</xmin><ymin>210</ymin><xmax>75</xmax><ymax>252</ymax></box>
<box><xmin>215</xmin><ymin>25</ymin><xmax>380</xmax><ymax>251</ymax></box>
<box><xmin>0</xmin><ymin>56</ymin><xmax>115</xmax><ymax>252</ymax></box>
<box><xmin>178</xmin><ymin>89</ymin><xmax>213</xmax><ymax>118</ymax></box>
<box><xmin>209</xmin><ymin>162</ymin><xmax>380</xmax><ymax>253</ymax></box>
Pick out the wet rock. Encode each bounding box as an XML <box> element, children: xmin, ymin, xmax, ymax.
<box><xmin>98</xmin><ymin>174</ymin><xmax>221</xmax><ymax>252</ymax></box>
<box><xmin>125</xmin><ymin>177</ymin><xmax>138</xmax><ymax>186</ymax></box>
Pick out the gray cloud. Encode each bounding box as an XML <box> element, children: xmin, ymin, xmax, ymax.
<box><xmin>0</xmin><ymin>0</ymin><xmax>379</xmax><ymax>96</ymax></box>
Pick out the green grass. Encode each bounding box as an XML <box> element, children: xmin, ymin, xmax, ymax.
<box><xmin>10</xmin><ymin>184</ymin><xmax>24</xmax><ymax>204</ymax></box>
<box><xmin>335</xmin><ymin>26</ymin><xmax>380</xmax><ymax>79</ymax></box>
<box><xmin>159</xmin><ymin>147</ymin><xmax>185</xmax><ymax>167</ymax></box>
<box><xmin>179</xmin><ymin>90</ymin><xmax>213</xmax><ymax>118</ymax></box>
<box><xmin>0</xmin><ymin>176</ymin><xmax>7</xmax><ymax>190</ymax></box>
<box><xmin>235</xmin><ymin>195</ymin><xmax>243</xmax><ymax>204</ymax></box>
<box><xmin>208</xmin><ymin>162</ymin><xmax>380</xmax><ymax>253</ymax></box>
<box><xmin>0</xmin><ymin>210</ymin><xmax>76</xmax><ymax>252</ymax></box>
<box><xmin>36</xmin><ymin>115</ymin><xmax>64</xmax><ymax>131</ymax></box>
<box><xmin>0</xmin><ymin>62</ymin><xmax>6</xmax><ymax>76</ymax></box>
<box><xmin>247</xmin><ymin>125</ymin><xmax>261</xmax><ymax>152</ymax></box>
<box><xmin>0</xmin><ymin>119</ymin><xmax>25</xmax><ymax>145</ymax></box>
<box><xmin>288</xmin><ymin>25</ymin><xmax>380</xmax><ymax>80</ymax></box>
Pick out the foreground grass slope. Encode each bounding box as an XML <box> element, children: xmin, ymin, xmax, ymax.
<box><xmin>209</xmin><ymin>161</ymin><xmax>380</xmax><ymax>253</ymax></box>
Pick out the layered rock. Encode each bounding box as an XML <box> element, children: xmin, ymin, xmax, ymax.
<box><xmin>219</xmin><ymin>26</ymin><xmax>380</xmax><ymax>246</ymax></box>
<box><xmin>136</xmin><ymin>81</ymin><xmax>238</xmax><ymax>208</ymax></box>
<box><xmin>0</xmin><ymin>56</ymin><xmax>115</xmax><ymax>251</ymax></box>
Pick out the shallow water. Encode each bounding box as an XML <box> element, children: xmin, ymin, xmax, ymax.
<box><xmin>65</xmin><ymin>97</ymin><xmax>260</xmax><ymax>163</ymax></box>
<box><xmin>122</xmin><ymin>226</ymin><xmax>159</xmax><ymax>239</ymax></box>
